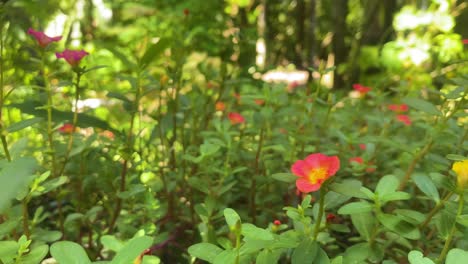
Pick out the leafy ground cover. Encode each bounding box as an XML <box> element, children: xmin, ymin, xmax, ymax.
<box><xmin>0</xmin><ymin>1</ymin><xmax>467</xmax><ymax>263</ymax></box>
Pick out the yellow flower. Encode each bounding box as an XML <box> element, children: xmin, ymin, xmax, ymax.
<box><xmin>453</xmin><ymin>160</ymin><xmax>468</xmax><ymax>188</ymax></box>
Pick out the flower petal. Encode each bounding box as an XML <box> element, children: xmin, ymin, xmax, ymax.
<box><xmin>296</xmin><ymin>179</ymin><xmax>321</xmax><ymax>193</ymax></box>
<box><xmin>291</xmin><ymin>160</ymin><xmax>310</xmax><ymax>178</ymax></box>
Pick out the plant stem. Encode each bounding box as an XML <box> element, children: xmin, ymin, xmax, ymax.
<box><xmin>22</xmin><ymin>199</ymin><xmax>30</xmax><ymax>238</ymax></box>
<box><xmin>420</xmin><ymin>191</ymin><xmax>453</xmax><ymax>230</ymax></box>
<box><xmin>109</xmin><ymin>71</ymin><xmax>141</xmax><ymax>231</ymax></box>
<box><xmin>313</xmin><ymin>187</ymin><xmax>326</xmax><ymax>240</ymax></box>
<box><xmin>398</xmin><ymin>139</ymin><xmax>434</xmax><ymax>191</ymax></box>
<box><xmin>58</xmin><ymin>70</ymin><xmax>83</xmax><ymax>176</ymax></box>
<box><xmin>437</xmin><ymin>192</ymin><xmax>464</xmax><ymax>264</ymax></box>
<box><xmin>0</xmin><ymin>20</ymin><xmax>11</xmax><ymax>162</ymax></box>
<box><xmin>249</xmin><ymin>127</ymin><xmax>264</xmax><ymax>224</ymax></box>
<box><xmin>42</xmin><ymin>51</ymin><xmax>57</xmax><ymax>176</ymax></box>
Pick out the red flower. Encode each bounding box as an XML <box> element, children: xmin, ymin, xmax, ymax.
<box><xmin>287</xmin><ymin>81</ymin><xmax>299</xmax><ymax>92</ymax></box>
<box><xmin>291</xmin><ymin>153</ymin><xmax>340</xmax><ymax>193</ymax></box>
<box><xmin>254</xmin><ymin>99</ymin><xmax>265</xmax><ymax>106</ymax></box>
<box><xmin>326</xmin><ymin>213</ymin><xmax>336</xmax><ymax>223</ymax></box>
<box><xmin>273</xmin><ymin>220</ymin><xmax>281</xmax><ymax>226</ymax></box>
<box><xmin>463</xmin><ymin>39</ymin><xmax>468</xmax><ymax>45</ymax></box>
<box><xmin>27</xmin><ymin>28</ymin><xmax>62</xmax><ymax>48</ymax></box>
<box><xmin>58</xmin><ymin>123</ymin><xmax>74</xmax><ymax>133</ymax></box>
<box><xmin>228</xmin><ymin>112</ymin><xmax>245</xmax><ymax>125</ymax></box>
<box><xmin>352</xmin><ymin>84</ymin><xmax>371</xmax><ymax>95</ymax></box>
<box><xmin>396</xmin><ymin>114</ymin><xmax>411</xmax><ymax>126</ymax></box>
<box><xmin>215</xmin><ymin>101</ymin><xmax>226</xmax><ymax>111</ymax></box>
<box><xmin>100</xmin><ymin>130</ymin><xmax>114</xmax><ymax>139</ymax></box>
<box><xmin>359</xmin><ymin>144</ymin><xmax>366</xmax><ymax>150</ymax></box>
<box><xmin>233</xmin><ymin>93</ymin><xmax>241</xmax><ymax>102</ymax></box>
<box><xmin>56</xmin><ymin>49</ymin><xmax>89</xmax><ymax>67</ymax></box>
<box><xmin>349</xmin><ymin>157</ymin><xmax>364</xmax><ymax>164</ymax></box>
<box><xmin>388</xmin><ymin>104</ymin><xmax>409</xmax><ymax>113</ymax></box>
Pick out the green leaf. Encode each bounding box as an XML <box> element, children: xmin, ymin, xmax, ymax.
<box><xmin>213</xmin><ymin>249</ymin><xmax>237</xmax><ymax>264</ymax></box>
<box><xmin>6</xmin><ymin>117</ymin><xmax>44</xmax><ymax>133</ymax></box>
<box><xmin>241</xmin><ymin>224</ymin><xmax>274</xmax><ymax>240</ymax></box>
<box><xmin>188</xmin><ymin>243</ymin><xmax>223</xmax><ymax>263</ymax></box>
<box><xmin>256</xmin><ymin>249</ymin><xmax>281</xmax><ymax>264</ymax></box>
<box><xmin>436</xmin><ymin>209</ymin><xmax>455</xmax><ymax>237</ymax></box>
<box><xmin>20</xmin><ymin>244</ymin><xmax>49</xmax><ymax>264</ymax></box>
<box><xmin>100</xmin><ymin>235</ymin><xmax>124</xmax><ymax>252</ymax></box>
<box><xmin>408</xmin><ymin>250</ymin><xmax>435</xmax><ymax>264</ymax></box>
<box><xmin>292</xmin><ymin>239</ymin><xmax>318</xmax><ymax>264</ymax></box>
<box><xmin>271</xmin><ymin>172</ymin><xmax>296</xmax><ymax>183</ymax></box>
<box><xmin>344</xmin><ymin>243</ymin><xmax>370</xmax><ymax>264</ymax></box>
<box><xmin>141</xmin><ymin>255</ymin><xmax>160</xmax><ymax>264</ymax></box>
<box><xmin>338</xmin><ymin>202</ymin><xmax>374</xmax><ymax>215</ymax></box>
<box><xmin>446</xmin><ymin>154</ymin><xmax>467</xmax><ymax>161</ymax></box>
<box><xmin>378</xmin><ymin>214</ymin><xmax>420</xmax><ymax>240</ymax></box>
<box><xmin>329</xmin><ymin>180</ymin><xmax>369</xmax><ymax>199</ymax></box>
<box><xmin>402</xmin><ymin>98</ymin><xmax>442</xmax><ymax>116</ymax></box>
<box><xmin>314</xmin><ymin>247</ymin><xmax>330</xmax><ymax>264</ymax></box>
<box><xmin>380</xmin><ymin>191</ymin><xmax>411</xmax><ymax>204</ymax></box>
<box><xmin>82</xmin><ymin>65</ymin><xmax>107</xmax><ymax>74</ymax></box>
<box><xmin>50</xmin><ymin>241</ymin><xmax>92</xmax><ymax>264</ymax></box>
<box><xmin>0</xmin><ymin>220</ymin><xmax>18</xmax><ymax>240</ymax></box>
<box><xmin>331</xmin><ymin>256</ymin><xmax>343</xmax><ymax>264</ymax></box>
<box><xmin>107</xmin><ymin>91</ymin><xmax>132</xmax><ymax>103</ymax></box>
<box><xmin>187</xmin><ymin>177</ymin><xmax>210</xmax><ymax>194</ymax></box>
<box><xmin>0</xmin><ymin>241</ymin><xmax>18</xmax><ymax>259</ymax></box>
<box><xmin>301</xmin><ymin>195</ymin><xmax>312</xmax><ymax>208</ymax></box>
<box><xmin>0</xmin><ymin>157</ymin><xmax>37</xmax><ymax>212</ymax></box>
<box><xmin>446</xmin><ymin>248</ymin><xmax>468</xmax><ymax>264</ymax></box>
<box><xmin>111</xmin><ymin>236</ymin><xmax>153</xmax><ymax>264</ymax></box>
<box><xmin>139</xmin><ymin>38</ymin><xmax>171</xmax><ymax>69</ymax></box>
<box><xmin>413</xmin><ymin>174</ymin><xmax>440</xmax><ymax>202</ymax></box>
<box><xmin>224</xmin><ymin>208</ymin><xmax>241</xmax><ymax>229</ymax></box>
<box><xmin>375</xmin><ymin>175</ymin><xmax>399</xmax><ymax>197</ymax></box>
<box><xmin>351</xmin><ymin>212</ymin><xmax>375</xmax><ymax>241</ymax></box>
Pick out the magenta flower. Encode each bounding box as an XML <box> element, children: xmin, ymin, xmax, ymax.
<box><xmin>56</xmin><ymin>49</ymin><xmax>89</xmax><ymax>67</ymax></box>
<box><xmin>27</xmin><ymin>28</ymin><xmax>62</xmax><ymax>48</ymax></box>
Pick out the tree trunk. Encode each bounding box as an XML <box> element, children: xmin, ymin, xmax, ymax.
<box><xmin>332</xmin><ymin>0</ymin><xmax>348</xmax><ymax>89</ymax></box>
<box><xmin>295</xmin><ymin>0</ymin><xmax>306</xmax><ymax>68</ymax></box>
<box><xmin>306</xmin><ymin>0</ymin><xmax>316</xmax><ymax>67</ymax></box>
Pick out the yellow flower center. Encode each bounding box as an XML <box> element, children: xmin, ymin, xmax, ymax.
<box><xmin>308</xmin><ymin>167</ymin><xmax>327</xmax><ymax>184</ymax></box>
<box><xmin>453</xmin><ymin>160</ymin><xmax>468</xmax><ymax>189</ymax></box>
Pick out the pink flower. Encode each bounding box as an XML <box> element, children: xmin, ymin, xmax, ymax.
<box><xmin>228</xmin><ymin>112</ymin><xmax>245</xmax><ymax>125</ymax></box>
<box><xmin>273</xmin><ymin>220</ymin><xmax>281</xmax><ymax>226</ymax></box>
<box><xmin>359</xmin><ymin>144</ymin><xmax>366</xmax><ymax>150</ymax></box>
<box><xmin>56</xmin><ymin>49</ymin><xmax>89</xmax><ymax>67</ymax></box>
<box><xmin>291</xmin><ymin>153</ymin><xmax>340</xmax><ymax>193</ymax></box>
<box><xmin>353</xmin><ymin>84</ymin><xmax>371</xmax><ymax>95</ymax></box>
<box><xmin>396</xmin><ymin>115</ymin><xmax>412</xmax><ymax>126</ymax></box>
<box><xmin>349</xmin><ymin>157</ymin><xmax>364</xmax><ymax>164</ymax></box>
<box><xmin>388</xmin><ymin>104</ymin><xmax>409</xmax><ymax>113</ymax></box>
<box><xmin>27</xmin><ymin>28</ymin><xmax>62</xmax><ymax>48</ymax></box>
